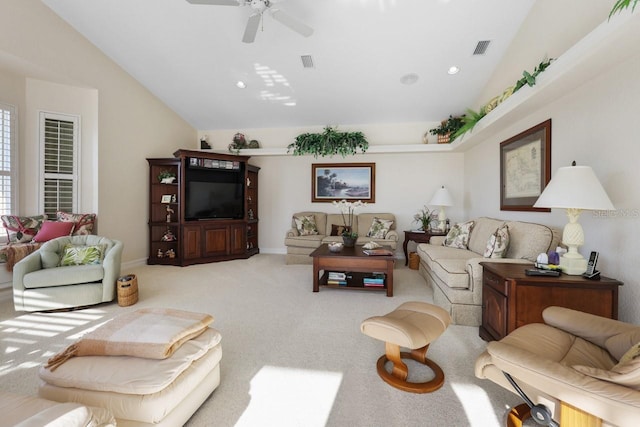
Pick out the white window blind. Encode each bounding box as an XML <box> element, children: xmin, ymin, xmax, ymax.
<box><xmin>0</xmin><ymin>103</ymin><xmax>16</xmax><ymax>217</ymax></box>
<box><xmin>40</xmin><ymin>113</ymin><xmax>78</xmax><ymax>218</ymax></box>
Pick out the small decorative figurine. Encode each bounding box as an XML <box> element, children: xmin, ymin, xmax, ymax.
<box><xmin>161</xmin><ymin>228</ymin><xmax>176</xmax><ymax>242</ymax></box>
<box><xmin>166</xmin><ymin>248</ymin><xmax>176</xmax><ymax>259</ymax></box>
<box><xmin>248</xmin><ymin>208</ymin><xmax>254</xmax><ymax>220</ymax></box>
<box><xmin>157</xmin><ymin>249</ymin><xmax>164</xmax><ymax>258</ymax></box>
<box><xmin>166</xmin><ymin>205</ymin><xmax>174</xmax><ymax>223</ymax></box>
<box><xmin>171</xmin><ymin>194</ymin><xmax>177</xmax><ymax>203</ymax></box>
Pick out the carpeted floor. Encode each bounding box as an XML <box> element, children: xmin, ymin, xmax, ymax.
<box><xmin>0</xmin><ymin>254</ymin><xmax>524</xmax><ymax>426</ymax></box>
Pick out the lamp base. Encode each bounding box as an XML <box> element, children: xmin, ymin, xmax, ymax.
<box><xmin>560</xmin><ymin>255</ymin><xmax>587</xmax><ymax>275</ymax></box>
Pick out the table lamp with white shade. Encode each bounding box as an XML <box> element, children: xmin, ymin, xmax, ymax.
<box><xmin>533</xmin><ymin>161</ymin><xmax>614</xmax><ymax>275</ymax></box>
<box><xmin>429</xmin><ymin>186</ymin><xmax>453</xmax><ymax>231</ymax></box>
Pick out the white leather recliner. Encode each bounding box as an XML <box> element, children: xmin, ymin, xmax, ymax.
<box><xmin>475</xmin><ymin>306</ymin><xmax>640</xmax><ymax>427</ymax></box>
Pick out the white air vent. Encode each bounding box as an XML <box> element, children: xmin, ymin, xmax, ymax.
<box><xmin>301</xmin><ymin>55</ymin><xmax>314</xmax><ymax>68</ymax></box>
<box><xmin>473</xmin><ymin>40</ymin><xmax>491</xmax><ymax>55</ymax></box>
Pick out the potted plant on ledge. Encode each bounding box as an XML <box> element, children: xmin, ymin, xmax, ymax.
<box><xmin>429</xmin><ymin>115</ymin><xmax>465</xmax><ymax>144</ymax></box>
<box><xmin>288</xmin><ymin>126</ymin><xmax>369</xmax><ymax>158</ymax></box>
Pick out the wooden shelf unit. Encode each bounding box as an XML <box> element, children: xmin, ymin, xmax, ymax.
<box><xmin>147</xmin><ymin>150</ymin><xmax>260</xmax><ymax>266</ymax></box>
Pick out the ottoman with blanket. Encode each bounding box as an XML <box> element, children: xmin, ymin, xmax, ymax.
<box><xmin>38</xmin><ymin>308</ymin><xmax>222</xmax><ymax>427</ymax></box>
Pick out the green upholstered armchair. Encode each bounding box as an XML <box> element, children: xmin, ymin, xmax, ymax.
<box><xmin>13</xmin><ymin>235</ymin><xmax>123</xmax><ymax>312</ymax></box>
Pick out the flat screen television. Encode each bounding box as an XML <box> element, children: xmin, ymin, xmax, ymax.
<box><xmin>185</xmin><ymin>181</ymin><xmax>244</xmax><ymax>220</ymax></box>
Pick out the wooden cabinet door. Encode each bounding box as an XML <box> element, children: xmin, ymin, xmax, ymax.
<box><xmin>230</xmin><ymin>224</ymin><xmax>246</xmax><ymax>255</ymax></box>
<box><xmin>203</xmin><ymin>225</ymin><xmax>229</xmax><ymax>256</ymax></box>
<box><xmin>183</xmin><ymin>225</ymin><xmax>201</xmax><ymax>260</ymax></box>
<box><xmin>482</xmin><ymin>284</ymin><xmax>507</xmax><ymax>341</ymax></box>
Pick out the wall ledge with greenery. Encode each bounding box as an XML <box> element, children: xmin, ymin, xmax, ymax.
<box><xmin>287</xmin><ymin>126</ymin><xmax>369</xmax><ymax>158</ymax></box>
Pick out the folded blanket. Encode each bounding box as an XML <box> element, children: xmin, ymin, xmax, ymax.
<box><xmin>46</xmin><ymin>308</ymin><xmax>214</xmax><ymax>371</ymax></box>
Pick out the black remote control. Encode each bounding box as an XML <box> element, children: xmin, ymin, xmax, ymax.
<box><xmin>525</xmin><ymin>269</ymin><xmax>561</xmax><ymax>277</ymax></box>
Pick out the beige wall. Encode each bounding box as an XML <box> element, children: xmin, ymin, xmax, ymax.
<box><xmin>465</xmin><ymin>50</ymin><xmax>640</xmax><ymax>324</ymax></box>
<box><xmin>0</xmin><ymin>0</ymin><xmax>196</xmax><ymax>263</ymax></box>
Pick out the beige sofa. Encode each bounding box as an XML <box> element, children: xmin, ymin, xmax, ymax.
<box><xmin>476</xmin><ymin>306</ymin><xmax>640</xmax><ymax>427</ymax></box>
<box><xmin>417</xmin><ymin>217</ymin><xmax>561</xmax><ymax>326</ymax></box>
<box><xmin>285</xmin><ymin>212</ymin><xmax>398</xmax><ymax>264</ymax></box>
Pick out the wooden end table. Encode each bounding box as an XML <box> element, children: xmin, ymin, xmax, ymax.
<box><xmin>403</xmin><ymin>230</ymin><xmax>447</xmax><ymax>265</ymax></box>
<box><xmin>310</xmin><ymin>244</ymin><xmax>394</xmax><ymax>297</ymax></box>
<box><xmin>479</xmin><ymin>262</ymin><xmax>622</xmax><ymax>341</ymax></box>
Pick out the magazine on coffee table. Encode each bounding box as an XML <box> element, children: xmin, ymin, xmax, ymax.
<box><xmin>363</xmin><ymin>248</ymin><xmax>394</xmax><ymax>256</ymax></box>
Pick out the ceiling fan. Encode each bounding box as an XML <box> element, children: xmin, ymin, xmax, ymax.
<box><xmin>186</xmin><ymin>0</ymin><xmax>314</xmax><ymax>43</ymax></box>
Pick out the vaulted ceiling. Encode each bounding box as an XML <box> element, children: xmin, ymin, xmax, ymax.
<box><xmin>42</xmin><ymin>0</ymin><xmax>536</xmax><ymax>130</ymax></box>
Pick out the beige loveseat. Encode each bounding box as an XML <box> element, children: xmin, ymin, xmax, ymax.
<box><xmin>285</xmin><ymin>212</ymin><xmax>398</xmax><ymax>264</ymax></box>
<box><xmin>417</xmin><ymin>217</ymin><xmax>561</xmax><ymax>326</ymax></box>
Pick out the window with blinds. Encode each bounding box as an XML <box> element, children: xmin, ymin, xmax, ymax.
<box><xmin>40</xmin><ymin>113</ymin><xmax>78</xmax><ymax>218</ymax></box>
<box><xmin>0</xmin><ymin>103</ymin><xmax>16</xmax><ymax>217</ymax></box>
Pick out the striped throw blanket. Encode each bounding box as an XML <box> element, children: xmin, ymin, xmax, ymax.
<box><xmin>46</xmin><ymin>307</ymin><xmax>214</xmax><ymax>371</ymax></box>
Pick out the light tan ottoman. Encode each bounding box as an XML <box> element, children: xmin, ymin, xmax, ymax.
<box><xmin>0</xmin><ymin>390</ymin><xmax>115</xmax><ymax>427</ymax></box>
<box><xmin>38</xmin><ymin>328</ymin><xmax>222</xmax><ymax>427</ymax></box>
<box><xmin>361</xmin><ymin>301</ymin><xmax>451</xmax><ymax>393</ymax></box>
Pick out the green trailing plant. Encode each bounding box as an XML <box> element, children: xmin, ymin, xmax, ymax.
<box><xmin>429</xmin><ymin>115</ymin><xmax>465</xmax><ymax>141</ymax></box>
<box><xmin>609</xmin><ymin>0</ymin><xmax>639</xmax><ymax>18</ymax></box>
<box><xmin>287</xmin><ymin>126</ymin><xmax>368</xmax><ymax>158</ymax></box>
<box><xmin>513</xmin><ymin>58</ymin><xmax>554</xmax><ymax>93</ymax></box>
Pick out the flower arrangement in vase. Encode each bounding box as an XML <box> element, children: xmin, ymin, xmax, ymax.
<box><xmin>413</xmin><ymin>206</ymin><xmax>434</xmax><ymax>231</ymax></box>
<box><xmin>333</xmin><ymin>199</ymin><xmax>366</xmax><ymax>246</ymax></box>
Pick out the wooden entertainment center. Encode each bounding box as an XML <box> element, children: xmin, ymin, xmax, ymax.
<box><xmin>147</xmin><ymin>149</ymin><xmax>260</xmax><ymax>266</ymax></box>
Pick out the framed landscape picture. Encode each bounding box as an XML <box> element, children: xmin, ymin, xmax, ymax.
<box><xmin>312</xmin><ymin>163</ymin><xmax>375</xmax><ymax>203</ymax></box>
<box><xmin>500</xmin><ymin>119</ymin><xmax>551</xmax><ymax>211</ymax></box>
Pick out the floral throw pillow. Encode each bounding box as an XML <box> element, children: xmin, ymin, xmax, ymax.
<box><xmin>56</xmin><ymin>212</ymin><xmax>96</xmax><ymax>235</ymax></box>
<box><xmin>483</xmin><ymin>225</ymin><xmax>510</xmax><ymax>258</ymax></box>
<box><xmin>443</xmin><ymin>220</ymin><xmax>475</xmax><ymax>249</ymax></box>
<box><xmin>59</xmin><ymin>244</ymin><xmax>105</xmax><ymax>266</ymax></box>
<box><xmin>1</xmin><ymin>214</ymin><xmax>47</xmax><ymax>243</ymax></box>
<box><xmin>367</xmin><ymin>217</ymin><xmax>394</xmax><ymax>239</ymax></box>
<box><xmin>293</xmin><ymin>215</ymin><xmax>318</xmax><ymax>236</ymax></box>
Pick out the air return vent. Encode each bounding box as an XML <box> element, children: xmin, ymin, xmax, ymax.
<box><xmin>473</xmin><ymin>40</ymin><xmax>491</xmax><ymax>55</ymax></box>
<box><xmin>301</xmin><ymin>55</ymin><xmax>314</xmax><ymax>68</ymax></box>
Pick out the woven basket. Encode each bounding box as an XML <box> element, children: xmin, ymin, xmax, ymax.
<box><xmin>117</xmin><ymin>274</ymin><xmax>139</xmax><ymax>307</ymax></box>
<box><xmin>437</xmin><ymin>133</ymin><xmax>451</xmax><ymax>144</ymax></box>
<box><xmin>408</xmin><ymin>252</ymin><xmax>420</xmax><ymax>270</ymax></box>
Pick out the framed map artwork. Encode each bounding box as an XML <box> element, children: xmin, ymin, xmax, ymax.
<box><xmin>500</xmin><ymin>119</ymin><xmax>551</xmax><ymax>211</ymax></box>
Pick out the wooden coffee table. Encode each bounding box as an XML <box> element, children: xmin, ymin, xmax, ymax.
<box><xmin>310</xmin><ymin>244</ymin><xmax>394</xmax><ymax>297</ymax></box>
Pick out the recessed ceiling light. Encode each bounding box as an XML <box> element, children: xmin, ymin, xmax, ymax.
<box><xmin>447</xmin><ymin>66</ymin><xmax>460</xmax><ymax>75</ymax></box>
<box><xmin>236</xmin><ymin>81</ymin><xmax>247</xmax><ymax>89</ymax></box>
<box><xmin>400</xmin><ymin>73</ymin><xmax>419</xmax><ymax>85</ymax></box>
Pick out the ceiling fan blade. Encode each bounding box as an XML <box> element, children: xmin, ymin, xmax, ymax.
<box><xmin>185</xmin><ymin>0</ymin><xmax>240</xmax><ymax>6</ymax></box>
<box><xmin>242</xmin><ymin>13</ymin><xmax>262</xmax><ymax>43</ymax></box>
<box><xmin>270</xmin><ymin>8</ymin><xmax>313</xmax><ymax>37</ymax></box>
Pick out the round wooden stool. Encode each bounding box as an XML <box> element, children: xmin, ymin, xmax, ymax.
<box><xmin>360</xmin><ymin>301</ymin><xmax>451</xmax><ymax>393</ymax></box>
